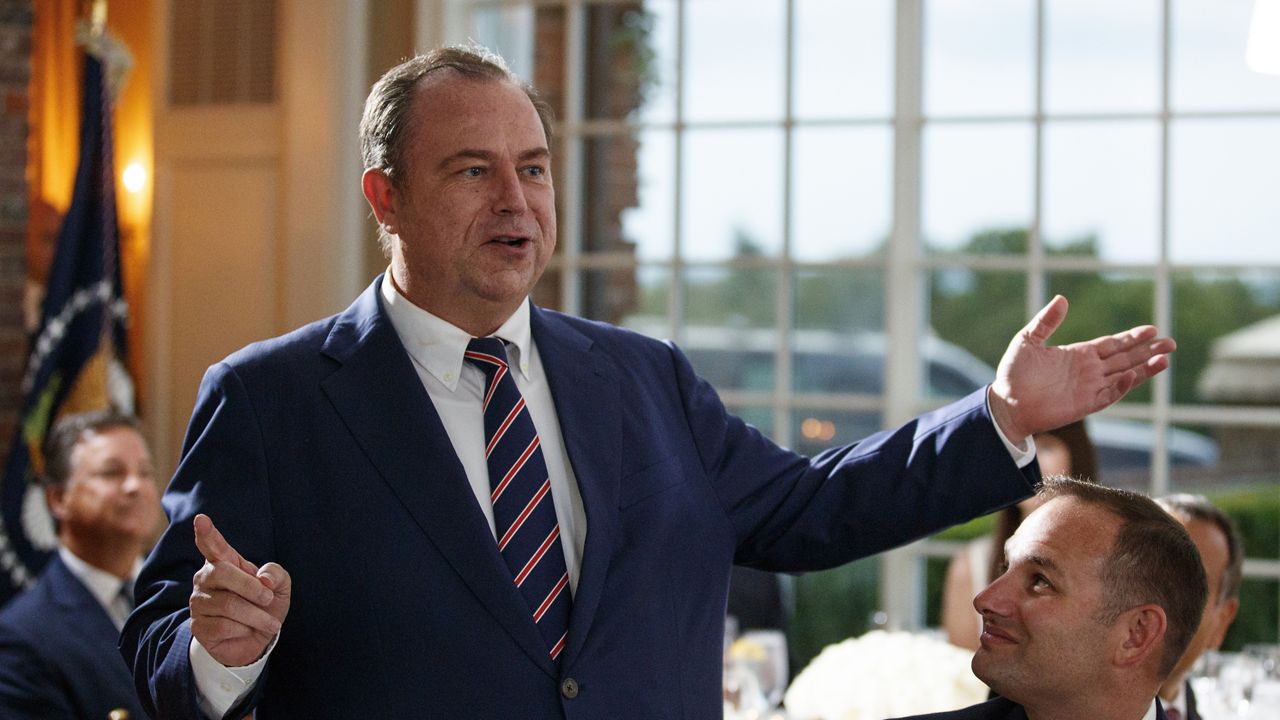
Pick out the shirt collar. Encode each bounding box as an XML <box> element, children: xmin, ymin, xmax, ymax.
<box><xmin>58</xmin><ymin>545</ymin><xmax>140</xmax><ymax>611</ymax></box>
<box><xmin>380</xmin><ymin>272</ymin><xmax>533</xmax><ymax>391</ymax></box>
<box><xmin>1163</xmin><ymin>684</ymin><xmax>1187</xmax><ymax>718</ymax></box>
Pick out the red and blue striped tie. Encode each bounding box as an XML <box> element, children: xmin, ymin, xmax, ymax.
<box><xmin>465</xmin><ymin>337</ymin><xmax>571</xmax><ymax>664</ymax></box>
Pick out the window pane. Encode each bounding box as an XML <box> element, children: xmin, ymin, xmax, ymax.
<box><xmin>794</xmin><ymin>0</ymin><xmax>894</xmax><ymax>120</ymax></box>
<box><xmin>684</xmin><ymin>0</ymin><xmax>785</xmax><ymax>122</ymax></box>
<box><xmin>1172</xmin><ymin>0</ymin><xmax>1280</xmax><ymax>112</ymax></box>
<box><xmin>684</xmin><ymin>266</ymin><xmax>778</xmax><ymax>330</ymax></box>
<box><xmin>924</xmin><ymin>124</ymin><xmax>1034</xmax><ymax>253</ymax></box>
<box><xmin>791</xmin><ymin>409</ymin><xmax>882</xmax><ymax>460</ymax></box>
<box><xmin>1172</xmin><ymin>271</ymin><xmax>1280</xmax><ymax>405</ymax></box>
<box><xmin>1169</xmin><ymin>422</ymin><xmax>1275</xmax><ymax>496</ymax></box>
<box><xmin>582</xmin><ymin>134</ymin><xmax>646</xmax><ymax>256</ymax></box>
<box><xmin>620</xmin><ymin>130</ymin><xmax>676</xmax><ymax>261</ymax></box>
<box><xmin>1044</xmin><ymin>0</ymin><xmax>1161</xmax><ymax>114</ymax></box>
<box><xmin>795</xmin><ymin>268</ymin><xmax>886</xmax><ymax>336</ymax></box>
<box><xmin>578</xmin><ymin>267</ymin><xmax>644</xmax><ymax>327</ymax></box>
<box><xmin>1043</xmin><ymin>121</ymin><xmax>1160</xmax><ymax>263</ymax></box>
<box><xmin>929</xmin><ymin>269</ymin><xmax>1027</xmax><ymax>372</ymax></box>
<box><xmin>470</xmin><ymin>4</ymin><xmax>536</xmax><ymax>81</ymax></box>
<box><xmin>680</xmin><ymin>267</ymin><xmax>779</xmax><ymax>391</ymax></box>
<box><xmin>793</xmin><ymin>268</ymin><xmax>887</xmax><ymax>401</ymax></box>
<box><xmin>792</xmin><ymin>126</ymin><xmax>893</xmax><ymax>261</ymax></box>
<box><xmin>609</xmin><ymin>265</ymin><xmax>670</xmax><ymax>334</ymax></box>
<box><xmin>924</xmin><ymin>0</ymin><xmax>1035</xmax><ymax>117</ymax></box>
<box><xmin>682</xmin><ymin>128</ymin><xmax>785</xmax><ymax>260</ymax></box>
<box><xmin>1170</xmin><ymin>119</ymin><xmax>1280</xmax><ymax>265</ymax></box>
<box><xmin>1224</xmin><ymin>577</ymin><xmax>1278</xmax><ymax>649</ymax></box>
<box><xmin>583</xmin><ymin>1</ymin><xmax>677</xmax><ymax>123</ymax></box>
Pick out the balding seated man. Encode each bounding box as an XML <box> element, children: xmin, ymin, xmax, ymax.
<box><xmin>1156</xmin><ymin>494</ymin><xmax>1243</xmax><ymax>720</ymax></box>
<box><xmin>894</xmin><ymin>477</ymin><xmax>1207</xmax><ymax>720</ymax></box>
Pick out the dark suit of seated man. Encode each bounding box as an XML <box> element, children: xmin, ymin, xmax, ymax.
<box><xmin>893</xmin><ymin>477</ymin><xmax>1208</xmax><ymax>720</ymax></box>
<box><xmin>0</xmin><ymin>411</ymin><xmax>161</xmax><ymax>719</ymax></box>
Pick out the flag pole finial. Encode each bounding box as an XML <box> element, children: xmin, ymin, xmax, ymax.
<box><xmin>89</xmin><ymin>0</ymin><xmax>107</xmax><ymax>38</ymax></box>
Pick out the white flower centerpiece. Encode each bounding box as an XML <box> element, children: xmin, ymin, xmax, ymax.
<box><xmin>783</xmin><ymin>630</ymin><xmax>987</xmax><ymax>720</ymax></box>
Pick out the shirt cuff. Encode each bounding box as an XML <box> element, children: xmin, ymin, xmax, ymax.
<box><xmin>985</xmin><ymin>390</ymin><xmax>1037</xmax><ymax>469</ymax></box>
<box><xmin>189</xmin><ymin>633</ymin><xmax>277</xmax><ymax>719</ymax></box>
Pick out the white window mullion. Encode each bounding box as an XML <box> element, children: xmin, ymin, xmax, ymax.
<box><xmin>1151</xmin><ymin>0</ymin><xmax>1175</xmax><ymax>496</ymax></box>
<box><xmin>1029</xmin><ymin>0</ymin><xmax>1046</xmax><ymax>313</ymax></box>
<box><xmin>775</xmin><ymin>0</ymin><xmax>798</xmax><ymax>451</ymax></box>
<box><xmin>669</xmin><ymin>0</ymin><xmax>687</xmax><ymax>345</ymax></box>
<box><xmin>558</xmin><ymin>0</ymin><xmax>586</xmax><ymax>316</ymax></box>
<box><xmin>880</xmin><ymin>0</ymin><xmax>927</xmax><ymax>633</ymax></box>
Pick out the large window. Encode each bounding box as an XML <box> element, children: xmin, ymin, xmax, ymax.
<box><xmin>457</xmin><ymin>0</ymin><xmax>1280</xmax><ymax>662</ymax></box>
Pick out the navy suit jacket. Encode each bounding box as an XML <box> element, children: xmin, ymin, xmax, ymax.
<box><xmin>0</xmin><ymin>553</ymin><xmax>146</xmax><ymax>719</ymax></box>
<box><xmin>121</xmin><ymin>276</ymin><xmax>1035</xmax><ymax>719</ymax></box>
<box><xmin>891</xmin><ymin>696</ymin><xmax>1170</xmax><ymax>720</ymax></box>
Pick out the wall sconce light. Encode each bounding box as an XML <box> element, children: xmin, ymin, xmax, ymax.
<box><xmin>1248</xmin><ymin>0</ymin><xmax>1280</xmax><ymax>75</ymax></box>
<box><xmin>122</xmin><ymin>161</ymin><xmax>146</xmax><ymax>194</ymax></box>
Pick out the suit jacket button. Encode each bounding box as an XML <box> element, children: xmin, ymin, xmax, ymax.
<box><xmin>561</xmin><ymin>677</ymin><xmax>579</xmax><ymax>699</ymax></box>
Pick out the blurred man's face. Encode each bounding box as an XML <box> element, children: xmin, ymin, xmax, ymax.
<box><xmin>1165</xmin><ymin>514</ymin><xmax>1237</xmax><ymax>684</ymax></box>
<box><xmin>48</xmin><ymin>426</ymin><xmax>161</xmax><ymax>546</ymax></box>
<box><xmin>972</xmin><ymin>496</ymin><xmax>1126</xmax><ymax>707</ymax></box>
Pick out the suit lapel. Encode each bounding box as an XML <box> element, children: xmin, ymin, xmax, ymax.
<box><xmin>46</xmin><ymin>555</ymin><xmax>139</xmax><ymax>691</ymax></box>
<box><xmin>47</xmin><ymin>555</ymin><xmax>121</xmax><ymax>643</ymax></box>
<box><xmin>319</xmin><ymin>280</ymin><xmax>555</xmax><ymax>677</ymax></box>
<box><xmin>531</xmin><ymin>307</ymin><xmax>621</xmax><ymax>667</ymax></box>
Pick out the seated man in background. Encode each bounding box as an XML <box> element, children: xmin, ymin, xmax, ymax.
<box><xmin>895</xmin><ymin>477</ymin><xmax>1207</xmax><ymax>720</ymax></box>
<box><xmin>1156</xmin><ymin>494</ymin><xmax>1244</xmax><ymax>720</ymax></box>
<box><xmin>0</xmin><ymin>411</ymin><xmax>161</xmax><ymax>719</ymax></box>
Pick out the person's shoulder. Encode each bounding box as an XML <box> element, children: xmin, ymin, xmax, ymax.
<box><xmin>220</xmin><ymin>314</ymin><xmax>340</xmax><ymax>369</ymax></box>
<box><xmin>0</xmin><ymin>566</ymin><xmax>61</xmax><ymax>646</ymax></box>
<box><xmin>535</xmin><ymin>307</ymin><xmax>677</xmax><ymax>357</ymax></box>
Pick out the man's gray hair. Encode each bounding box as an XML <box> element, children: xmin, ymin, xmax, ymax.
<box><xmin>1157</xmin><ymin>493</ymin><xmax>1244</xmax><ymax>605</ymax></box>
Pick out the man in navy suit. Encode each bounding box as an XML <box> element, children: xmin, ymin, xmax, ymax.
<box><xmin>121</xmin><ymin>46</ymin><xmax>1176</xmax><ymax>719</ymax></box>
<box><xmin>1156</xmin><ymin>495</ymin><xmax>1244</xmax><ymax>720</ymax></box>
<box><xmin>0</xmin><ymin>411</ymin><xmax>160</xmax><ymax>719</ymax></box>
<box><xmin>893</xmin><ymin>478</ymin><xmax>1208</xmax><ymax>720</ymax></box>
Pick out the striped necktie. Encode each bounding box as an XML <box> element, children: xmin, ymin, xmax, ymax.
<box><xmin>465</xmin><ymin>337</ymin><xmax>572</xmax><ymax>664</ymax></box>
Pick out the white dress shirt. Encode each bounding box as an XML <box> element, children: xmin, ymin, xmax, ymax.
<box><xmin>58</xmin><ymin>546</ymin><xmax>140</xmax><ymax>632</ymax></box>
<box><xmin>189</xmin><ymin>272</ymin><xmax>1035</xmax><ymax>717</ymax></box>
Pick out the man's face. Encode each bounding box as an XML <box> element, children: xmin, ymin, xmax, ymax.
<box><xmin>48</xmin><ymin>426</ymin><xmax>161</xmax><ymax>546</ymax></box>
<box><xmin>381</xmin><ymin>73</ymin><xmax>556</xmax><ymax>327</ymax></box>
<box><xmin>1166</xmin><ymin>514</ymin><xmax>1237</xmax><ymax>683</ymax></box>
<box><xmin>971</xmin><ymin>496</ymin><xmax>1127</xmax><ymax>706</ymax></box>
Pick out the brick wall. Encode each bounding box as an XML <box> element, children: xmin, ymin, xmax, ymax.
<box><xmin>0</xmin><ymin>0</ymin><xmax>31</xmax><ymax>463</ymax></box>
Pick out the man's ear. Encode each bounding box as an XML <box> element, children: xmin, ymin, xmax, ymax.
<box><xmin>45</xmin><ymin>485</ymin><xmax>67</xmax><ymax>521</ymax></box>
<box><xmin>1114</xmin><ymin>604</ymin><xmax>1167</xmax><ymax>670</ymax></box>
<box><xmin>362</xmin><ymin>168</ymin><xmax>399</xmax><ymax>230</ymax></box>
<box><xmin>1208</xmin><ymin>598</ymin><xmax>1240</xmax><ymax>649</ymax></box>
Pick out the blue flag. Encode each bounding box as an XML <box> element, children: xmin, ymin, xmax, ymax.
<box><xmin>0</xmin><ymin>53</ymin><xmax>132</xmax><ymax>604</ymax></box>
